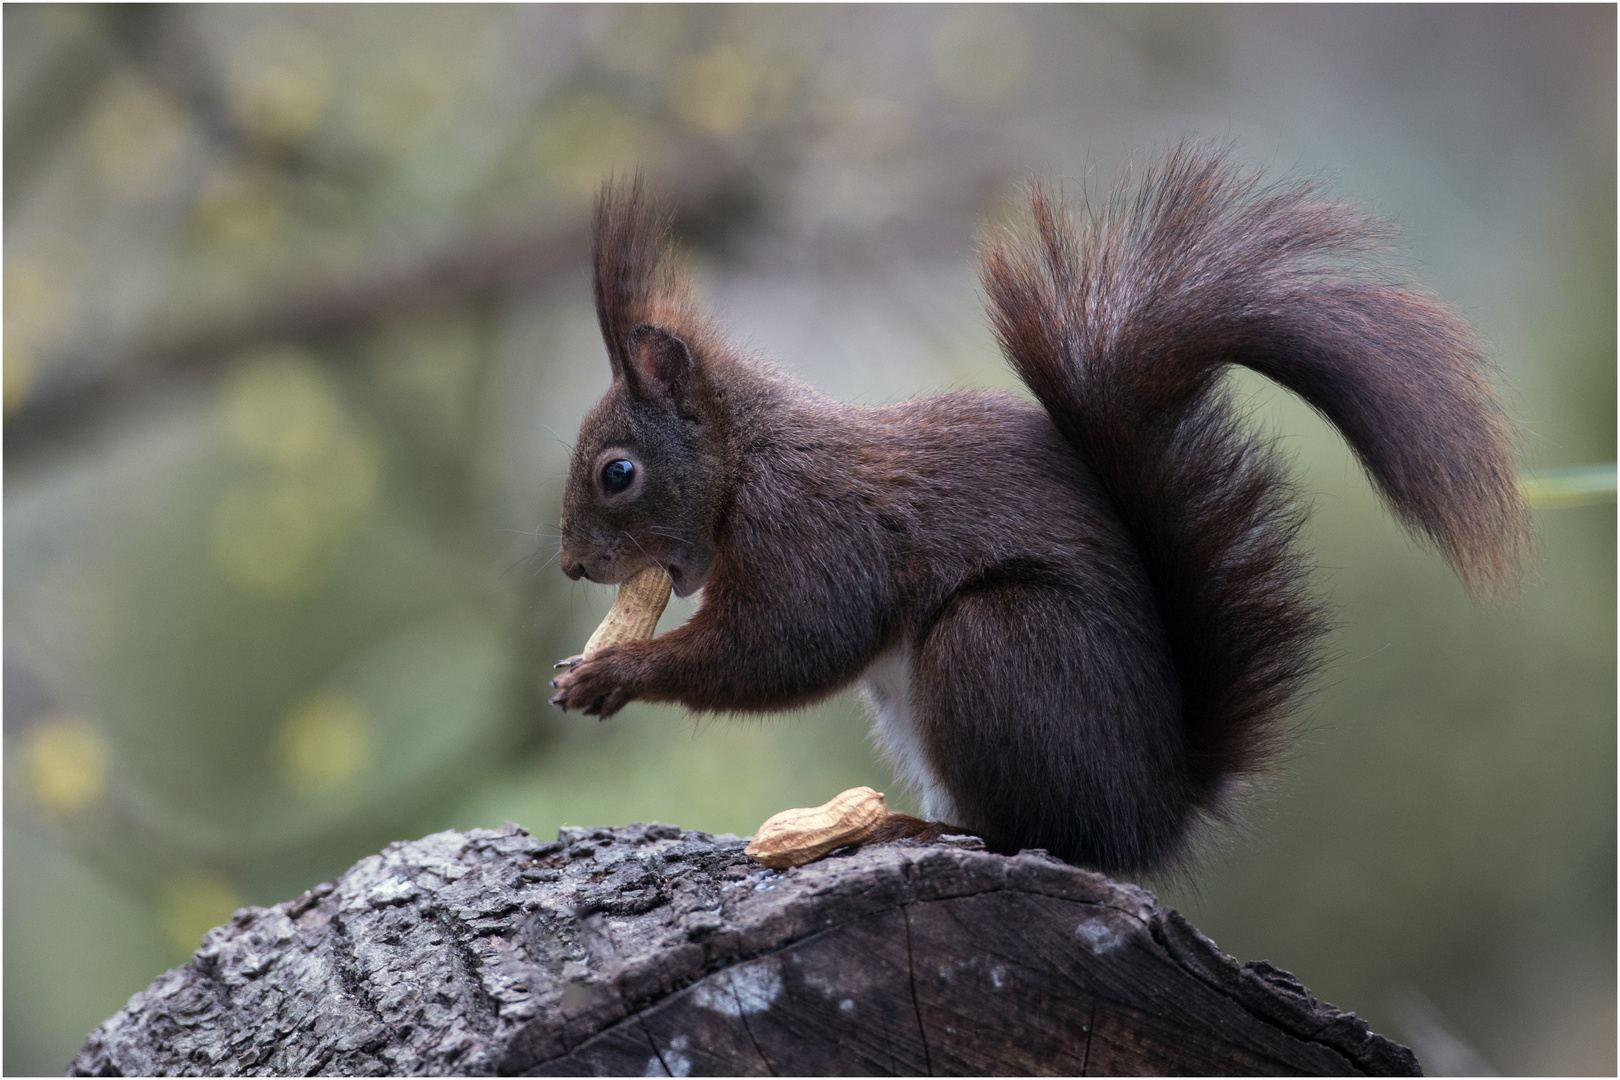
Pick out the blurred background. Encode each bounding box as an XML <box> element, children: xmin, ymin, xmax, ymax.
<box><xmin>4</xmin><ymin>5</ymin><xmax>1613</xmax><ymax>1075</ymax></box>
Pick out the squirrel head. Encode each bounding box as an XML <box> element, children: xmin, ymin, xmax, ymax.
<box><xmin>558</xmin><ymin>178</ymin><xmax>731</xmax><ymax>598</ymax></box>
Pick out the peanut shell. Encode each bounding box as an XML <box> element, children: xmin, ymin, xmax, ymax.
<box><xmin>583</xmin><ymin>565</ymin><xmax>673</xmax><ymax>657</ymax></box>
<box><xmin>745</xmin><ymin>786</ymin><xmax>888</xmax><ymax>869</ymax></box>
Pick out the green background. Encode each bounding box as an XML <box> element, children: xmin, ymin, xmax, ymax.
<box><xmin>5</xmin><ymin>6</ymin><xmax>1613</xmax><ymax>1074</ymax></box>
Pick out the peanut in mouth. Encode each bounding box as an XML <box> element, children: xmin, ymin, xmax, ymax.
<box><xmin>582</xmin><ymin>564</ymin><xmax>673</xmax><ymax>657</ymax></box>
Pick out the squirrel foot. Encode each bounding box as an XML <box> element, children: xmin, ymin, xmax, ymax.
<box><xmin>863</xmin><ymin>811</ymin><xmax>977</xmax><ymax>846</ymax></box>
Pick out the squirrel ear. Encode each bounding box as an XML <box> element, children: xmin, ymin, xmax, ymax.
<box><xmin>626</xmin><ymin>325</ymin><xmax>695</xmax><ymax>398</ymax></box>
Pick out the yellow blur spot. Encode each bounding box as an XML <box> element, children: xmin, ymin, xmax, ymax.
<box><xmin>210</xmin><ymin>350</ymin><xmax>380</xmax><ymax>597</ymax></box>
<box><xmin>209</xmin><ymin>478</ymin><xmax>328</xmax><ymax>595</ymax></box>
<box><xmin>196</xmin><ymin>165</ymin><xmax>287</xmax><ymax>266</ymax></box>
<box><xmin>370</xmin><ymin>309</ymin><xmax>479</xmax><ymax>443</ymax></box>
<box><xmin>83</xmin><ymin>73</ymin><xmax>191</xmax><ymax>196</ymax></box>
<box><xmin>3</xmin><ymin>350</ymin><xmax>32</xmax><ymax>417</ymax></box>
<box><xmin>222</xmin><ymin>348</ymin><xmax>349</xmax><ymax>469</ymax></box>
<box><xmin>4</xmin><ymin>263</ymin><xmax>62</xmax><ymax>415</ymax></box>
<box><xmin>276</xmin><ymin>689</ymin><xmax>377</xmax><ymax>797</ymax></box>
<box><xmin>158</xmin><ymin>873</ymin><xmax>245</xmax><ymax>955</ymax></box>
<box><xmin>931</xmin><ymin>9</ymin><xmax>1032</xmax><ymax>112</ymax></box>
<box><xmin>23</xmin><ymin>714</ymin><xmax>109</xmax><ymax>814</ymax></box>
<box><xmin>347</xmin><ymin>49</ymin><xmax>449</xmax><ymax>156</ymax></box>
<box><xmin>229</xmin><ymin>27</ymin><xmax>334</xmax><ymax>145</ymax></box>
<box><xmin>672</xmin><ymin>44</ymin><xmax>763</xmax><ymax>137</ymax></box>
<box><xmin>532</xmin><ymin>95</ymin><xmax>649</xmax><ymax>200</ymax></box>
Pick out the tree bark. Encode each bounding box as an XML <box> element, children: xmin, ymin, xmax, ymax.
<box><xmin>70</xmin><ymin>823</ymin><xmax>1420</xmax><ymax>1076</ymax></box>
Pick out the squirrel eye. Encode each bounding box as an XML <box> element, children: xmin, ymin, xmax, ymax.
<box><xmin>601</xmin><ymin>458</ymin><xmax>636</xmax><ymax>495</ymax></box>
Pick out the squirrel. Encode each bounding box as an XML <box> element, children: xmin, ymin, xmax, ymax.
<box><xmin>549</xmin><ymin>144</ymin><xmax>1530</xmax><ymax>875</ymax></box>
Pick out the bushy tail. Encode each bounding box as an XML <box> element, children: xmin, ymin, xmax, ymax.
<box><xmin>980</xmin><ymin>145</ymin><xmax>1530</xmax><ymax>801</ymax></box>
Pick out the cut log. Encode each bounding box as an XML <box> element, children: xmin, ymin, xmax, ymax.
<box><xmin>70</xmin><ymin>824</ymin><xmax>1420</xmax><ymax>1076</ymax></box>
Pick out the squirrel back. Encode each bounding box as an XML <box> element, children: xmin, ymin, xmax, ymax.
<box><xmin>556</xmin><ymin>147</ymin><xmax>1530</xmax><ymax>874</ymax></box>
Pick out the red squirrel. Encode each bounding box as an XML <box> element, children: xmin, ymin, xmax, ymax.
<box><xmin>550</xmin><ymin>145</ymin><xmax>1529</xmax><ymax>875</ymax></box>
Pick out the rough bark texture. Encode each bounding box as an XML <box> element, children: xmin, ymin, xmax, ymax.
<box><xmin>71</xmin><ymin>824</ymin><xmax>1421</xmax><ymax>1077</ymax></box>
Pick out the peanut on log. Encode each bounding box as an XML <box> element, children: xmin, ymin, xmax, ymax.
<box><xmin>745</xmin><ymin>786</ymin><xmax>889</xmax><ymax>869</ymax></box>
<box><xmin>582</xmin><ymin>565</ymin><xmax>673</xmax><ymax>657</ymax></box>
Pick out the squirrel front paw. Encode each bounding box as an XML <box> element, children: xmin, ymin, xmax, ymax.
<box><xmin>549</xmin><ymin>650</ymin><xmax>635</xmax><ymax>718</ymax></box>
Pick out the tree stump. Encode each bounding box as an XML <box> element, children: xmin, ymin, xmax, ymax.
<box><xmin>70</xmin><ymin>823</ymin><xmax>1420</xmax><ymax>1076</ymax></box>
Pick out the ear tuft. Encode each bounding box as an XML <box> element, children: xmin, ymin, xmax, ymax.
<box><xmin>627</xmin><ymin>325</ymin><xmax>695</xmax><ymax>396</ymax></box>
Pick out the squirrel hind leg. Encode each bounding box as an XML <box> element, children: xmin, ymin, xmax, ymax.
<box><xmin>913</xmin><ymin>578</ymin><xmax>1194</xmax><ymax>875</ymax></box>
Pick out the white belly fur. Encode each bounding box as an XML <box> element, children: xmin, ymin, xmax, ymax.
<box><xmin>859</xmin><ymin>647</ymin><xmax>961</xmax><ymax>824</ymax></box>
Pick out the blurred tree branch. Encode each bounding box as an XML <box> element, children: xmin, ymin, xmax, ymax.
<box><xmin>5</xmin><ymin>219</ymin><xmax>586</xmax><ymax>458</ymax></box>
<box><xmin>6</xmin><ymin>145</ymin><xmax>762</xmax><ymax>461</ymax></box>
<box><xmin>4</xmin><ymin>8</ymin><xmax>154</xmax><ymax>215</ymax></box>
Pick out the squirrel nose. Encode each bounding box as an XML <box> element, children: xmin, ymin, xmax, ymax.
<box><xmin>561</xmin><ymin>556</ymin><xmax>587</xmax><ymax>581</ymax></box>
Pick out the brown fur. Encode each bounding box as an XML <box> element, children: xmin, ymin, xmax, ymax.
<box><xmin>552</xmin><ymin>148</ymin><xmax>1530</xmax><ymax>875</ymax></box>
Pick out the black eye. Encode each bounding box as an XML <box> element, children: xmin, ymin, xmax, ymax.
<box><xmin>601</xmin><ymin>459</ymin><xmax>636</xmax><ymax>495</ymax></box>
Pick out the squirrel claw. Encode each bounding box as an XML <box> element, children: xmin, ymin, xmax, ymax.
<box><xmin>549</xmin><ymin>692</ymin><xmax>567</xmax><ymax>709</ymax></box>
<box><xmin>554</xmin><ymin>656</ymin><xmax>582</xmax><ymax>671</ymax></box>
